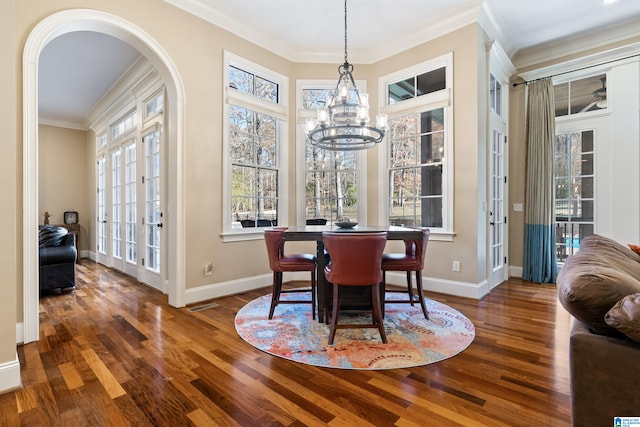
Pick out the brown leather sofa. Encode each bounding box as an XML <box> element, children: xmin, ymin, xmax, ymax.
<box><xmin>557</xmin><ymin>234</ymin><xmax>640</xmax><ymax>426</ymax></box>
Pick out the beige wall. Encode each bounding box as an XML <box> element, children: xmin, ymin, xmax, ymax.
<box><xmin>10</xmin><ymin>2</ymin><xmax>487</xmax><ymax>327</ymax></box>
<box><xmin>38</xmin><ymin>125</ymin><xmax>90</xmax><ymax>253</ymax></box>
<box><xmin>0</xmin><ymin>0</ymin><xmax>17</xmax><ymax>366</ymax></box>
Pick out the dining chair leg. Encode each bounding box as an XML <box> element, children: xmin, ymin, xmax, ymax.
<box><xmin>268</xmin><ymin>271</ymin><xmax>283</xmax><ymax>320</ymax></box>
<box><xmin>406</xmin><ymin>271</ymin><xmax>416</xmax><ymax>306</ymax></box>
<box><xmin>380</xmin><ymin>272</ymin><xmax>386</xmax><ymax>319</ymax></box>
<box><xmin>310</xmin><ymin>271</ymin><xmax>316</xmax><ymax>320</ymax></box>
<box><xmin>328</xmin><ymin>284</ymin><xmax>340</xmax><ymax>345</ymax></box>
<box><xmin>371</xmin><ymin>283</ymin><xmax>387</xmax><ymax>343</ymax></box>
<box><xmin>415</xmin><ymin>271</ymin><xmax>429</xmax><ymax>320</ymax></box>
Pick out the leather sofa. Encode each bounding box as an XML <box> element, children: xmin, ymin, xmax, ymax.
<box><xmin>39</xmin><ymin>225</ymin><xmax>77</xmax><ymax>292</ymax></box>
<box><xmin>557</xmin><ymin>234</ymin><xmax>640</xmax><ymax>426</ymax></box>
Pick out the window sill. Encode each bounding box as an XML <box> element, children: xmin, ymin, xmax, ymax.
<box><xmin>221</xmin><ymin>229</ymin><xmax>267</xmax><ymax>242</ymax></box>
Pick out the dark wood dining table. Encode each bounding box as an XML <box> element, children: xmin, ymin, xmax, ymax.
<box><xmin>284</xmin><ymin>225</ymin><xmax>423</xmax><ymax>323</ymax></box>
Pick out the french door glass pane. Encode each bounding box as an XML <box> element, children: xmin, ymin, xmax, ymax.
<box><xmin>97</xmin><ymin>158</ymin><xmax>107</xmax><ymax>255</ymax></box>
<box><xmin>125</xmin><ymin>143</ymin><xmax>137</xmax><ymax>264</ymax></box>
<box><xmin>145</xmin><ymin>129</ymin><xmax>161</xmax><ymax>273</ymax></box>
<box><xmin>111</xmin><ymin>150</ymin><xmax>122</xmax><ymax>259</ymax></box>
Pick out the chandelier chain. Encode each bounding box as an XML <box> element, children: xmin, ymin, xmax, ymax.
<box><xmin>344</xmin><ymin>0</ymin><xmax>348</xmax><ymax>64</ymax></box>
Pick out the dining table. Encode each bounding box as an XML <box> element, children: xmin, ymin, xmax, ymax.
<box><xmin>283</xmin><ymin>225</ymin><xmax>424</xmax><ymax>323</ymax></box>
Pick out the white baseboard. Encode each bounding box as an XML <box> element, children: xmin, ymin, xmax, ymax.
<box><xmin>184</xmin><ymin>273</ymin><xmax>272</xmax><ymax>305</ymax></box>
<box><xmin>0</xmin><ymin>353</ymin><xmax>22</xmax><ymax>394</ymax></box>
<box><xmin>16</xmin><ymin>323</ymin><xmax>24</xmax><ymax>345</ymax></box>
<box><xmin>509</xmin><ymin>265</ymin><xmax>523</xmax><ymax>278</ymax></box>
<box><xmin>186</xmin><ymin>271</ymin><xmax>488</xmax><ymax>306</ymax></box>
<box><xmin>384</xmin><ymin>272</ymin><xmax>489</xmax><ymax>299</ymax></box>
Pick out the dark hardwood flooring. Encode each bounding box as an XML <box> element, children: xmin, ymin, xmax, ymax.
<box><xmin>0</xmin><ymin>260</ymin><xmax>572</xmax><ymax>426</ymax></box>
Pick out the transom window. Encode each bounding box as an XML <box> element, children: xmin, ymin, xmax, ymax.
<box><xmin>223</xmin><ymin>52</ymin><xmax>288</xmax><ymax>237</ymax></box>
<box><xmin>554</xmin><ymin>74</ymin><xmax>607</xmax><ymax>116</ymax></box>
<box><xmin>380</xmin><ymin>53</ymin><xmax>454</xmax><ymax>236</ymax></box>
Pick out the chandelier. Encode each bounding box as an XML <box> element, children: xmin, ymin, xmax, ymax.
<box><xmin>305</xmin><ymin>0</ymin><xmax>388</xmax><ymax>151</ymax></box>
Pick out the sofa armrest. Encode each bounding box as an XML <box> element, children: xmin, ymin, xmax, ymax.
<box><xmin>570</xmin><ymin>320</ymin><xmax>640</xmax><ymax>426</ymax></box>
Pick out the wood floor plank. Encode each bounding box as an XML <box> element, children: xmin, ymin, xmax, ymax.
<box><xmin>6</xmin><ymin>260</ymin><xmax>573</xmax><ymax>425</ymax></box>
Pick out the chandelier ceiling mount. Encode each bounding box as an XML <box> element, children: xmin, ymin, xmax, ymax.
<box><xmin>305</xmin><ymin>0</ymin><xmax>388</xmax><ymax>151</ymax></box>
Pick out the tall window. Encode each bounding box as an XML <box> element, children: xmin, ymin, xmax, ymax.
<box><xmin>380</xmin><ymin>54</ymin><xmax>453</xmax><ymax>234</ymax></box>
<box><xmin>554</xmin><ymin>130</ymin><xmax>594</xmax><ymax>262</ymax></box>
<box><xmin>224</xmin><ymin>52</ymin><xmax>288</xmax><ymax>236</ymax></box>
<box><xmin>299</xmin><ymin>85</ymin><xmax>364</xmax><ymax>224</ymax></box>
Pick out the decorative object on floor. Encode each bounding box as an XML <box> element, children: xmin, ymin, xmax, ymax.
<box><xmin>305</xmin><ymin>0</ymin><xmax>388</xmax><ymax>151</ymax></box>
<box><xmin>235</xmin><ymin>293</ymin><xmax>475</xmax><ymax>370</ymax></box>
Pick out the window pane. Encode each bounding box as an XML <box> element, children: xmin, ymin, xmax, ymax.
<box><xmin>229</xmin><ymin>66</ymin><xmax>254</xmax><ymax>94</ymax></box>
<box><xmin>388</xmin><ymin>77</ymin><xmax>415</xmax><ymax>104</ymax></box>
<box><xmin>256</xmin><ymin>75</ymin><xmax>278</xmax><ymax>103</ymax></box>
<box><xmin>303</xmin><ymin>89</ymin><xmax>331</xmax><ymax>109</ymax></box>
<box><xmin>416</xmin><ymin>67</ymin><xmax>446</xmax><ymax>96</ymax></box>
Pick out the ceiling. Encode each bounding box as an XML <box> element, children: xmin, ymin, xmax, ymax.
<box><xmin>38</xmin><ymin>0</ymin><xmax>640</xmax><ymax>129</ymax></box>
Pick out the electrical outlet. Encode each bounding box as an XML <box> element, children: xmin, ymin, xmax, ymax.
<box><xmin>513</xmin><ymin>203</ymin><xmax>523</xmax><ymax>212</ymax></box>
<box><xmin>452</xmin><ymin>261</ymin><xmax>460</xmax><ymax>272</ymax></box>
<box><xmin>204</xmin><ymin>262</ymin><xmax>214</xmax><ymax>276</ymax></box>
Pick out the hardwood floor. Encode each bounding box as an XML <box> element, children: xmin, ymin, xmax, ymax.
<box><xmin>1</xmin><ymin>260</ymin><xmax>573</xmax><ymax>426</ymax></box>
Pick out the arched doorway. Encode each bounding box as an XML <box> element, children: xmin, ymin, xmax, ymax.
<box><xmin>23</xmin><ymin>9</ymin><xmax>186</xmax><ymax>344</ymax></box>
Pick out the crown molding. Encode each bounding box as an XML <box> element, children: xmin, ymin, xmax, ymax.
<box><xmin>512</xmin><ymin>17</ymin><xmax>640</xmax><ymax>70</ymax></box>
<box><xmin>164</xmin><ymin>0</ymin><xmax>483</xmax><ymax>64</ymax></box>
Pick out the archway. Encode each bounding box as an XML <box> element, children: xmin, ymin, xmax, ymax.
<box><xmin>23</xmin><ymin>9</ymin><xmax>186</xmax><ymax>344</ymax></box>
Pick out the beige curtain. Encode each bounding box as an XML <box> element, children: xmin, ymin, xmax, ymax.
<box><xmin>523</xmin><ymin>78</ymin><xmax>558</xmax><ymax>283</ymax></box>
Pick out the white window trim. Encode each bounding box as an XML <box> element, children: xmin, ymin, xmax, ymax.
<box><xmin>295</xmin><ymin>79</ymin><xmax>368</xmax><ymax>226</ymax></box>
<box><xmin>221</xmin><ymin>51</ymin><xmax>289</xmax><ymax>241</ymax></box>
<box><xmin>377</xmin><ymin>53</ymin><xmax>455</xmax><ymax>241</ymax></box>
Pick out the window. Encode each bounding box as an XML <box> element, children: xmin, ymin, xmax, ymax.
<box><xmin>380</xmin><ymin>54</ymin><xmax>453</xmax><ymax>235</ymax></box>
<box><xmin>144</xmin><ymin>91</ymin><xmax>164</xmax><ymax>120</ymax></box>
<box><xmin>554</xmin><ymin>130</ymin><xmax>594</xmax><ymax>262</ymax></box>
<box><xmin>490</xmin><ymin>74</ymin><xmax>502</xmax><ymax>116</ymax></box>
<box><xmin>554</xmin><ymin>74</ymin><xmax>607</xmax><ymax>116</ymax></box>
<box><xmin>111</xmin><ymin>110</ymin><xmax>136</xmax><ymax>140</ymax></box>
<box><xmin>223</xmin><ymin>52</ymin><xmax>288</xmax><ymax>238</ymax></box>
<box><xmin>298</xmin><ymin>84</ymin><xmax>366</xmax><ymax>225</ymax></box>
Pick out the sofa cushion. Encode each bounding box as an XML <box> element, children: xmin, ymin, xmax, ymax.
<box><xmin>39</xmin><ymin>225</ymin><xmax>68</xmax><ymax>248</ymax></box>
<box><xmin>557</xmin><ymin>234</ymin><xmax>640</xmax><ymax>336</ymax></box>
<box><xmin>605</xmin><ymin>293</ymin><xmax>640</xmax><ymax>343</ymax></box>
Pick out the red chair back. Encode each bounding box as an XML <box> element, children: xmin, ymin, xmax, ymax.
<box><xmin>264</xmin><ymin>227</ymin><xmax>289</xmax><ymax>272</ymax></box>
<box><xmin>322</xmin><ymin>232</ymin><xmax>387</xmax><ymax>286</ymax></box>
<box><xmin>408</xmin><ymin>228</ymin><xmax>430</xmax><ymax>270</ymax></box>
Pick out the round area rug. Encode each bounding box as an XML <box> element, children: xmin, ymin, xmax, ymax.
<box><xmin>235</xmin><ymin>293</ymin><xmax>475</xmax><ymax>370</ymax></box>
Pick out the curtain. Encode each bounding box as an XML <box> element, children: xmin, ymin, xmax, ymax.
<box><xmin>523</xmin><ymin>78</ymin><xmax>558</xmax><ymax>283</ymax></box>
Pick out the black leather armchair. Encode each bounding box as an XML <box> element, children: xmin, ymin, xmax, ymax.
<box><xmin>39</xmin><ymin>226</ymin><xmax>77</xmax><ymax>292</ymax></box>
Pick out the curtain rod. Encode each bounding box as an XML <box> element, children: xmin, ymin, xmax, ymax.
<box><xmin>512</xmin><ymin>52</ymin><xmax>640</xmax><ymax>87</ymax></box>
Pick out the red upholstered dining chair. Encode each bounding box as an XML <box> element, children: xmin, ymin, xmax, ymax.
<box><xmin>381</xmin><ymin>227</ymin><xmax>430</xmax><ymax>319</ymax></box>
<box><xmin>264</xmin><ymin>228</ymin><xmax>317</xmax><ymax>320</ymax></box>
<box><xmin>322</xmin><ymin>231</ymin><xmax>388</xmax><ymax>345</ymax></box>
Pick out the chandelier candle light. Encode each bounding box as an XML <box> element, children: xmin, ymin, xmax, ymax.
<box><xmin>305</xmin><ymin>0</ymin><xmax>388</xmax><ymax>151</ymax></box>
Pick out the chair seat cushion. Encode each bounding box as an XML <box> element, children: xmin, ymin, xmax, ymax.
<box><xmin>382</xmin><ymin>253</ymin><xmax>419</xmax><ymax>270</ymax></box>
<box><xmin>277</xmin><ymin>254</ymin><xmax>316</xmax><ymax>271</ymax></box>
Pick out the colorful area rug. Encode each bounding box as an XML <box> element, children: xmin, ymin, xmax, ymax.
<box><xmin>235</xmin><ymin>293</ymin><xmax>475</xmax><ymax>370</ymax></box>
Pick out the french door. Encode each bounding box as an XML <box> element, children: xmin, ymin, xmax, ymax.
<box><xmin>489</xmin><ymin>129</ymin><xmax>507</xmax><ymax>288</ymax></box>
<box><xmin>95</xmin><ymin>127</ymin><xmax>164</xmax><ymax>292</ymax></box>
